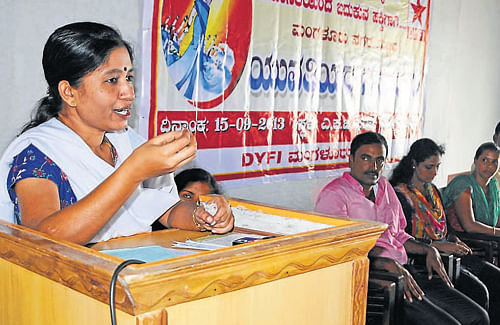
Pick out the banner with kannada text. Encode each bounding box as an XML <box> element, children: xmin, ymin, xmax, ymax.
<box><xmin>140</xmin><ymin>0</ymin><xmax>431</xmax><ymax>187</ymax></box>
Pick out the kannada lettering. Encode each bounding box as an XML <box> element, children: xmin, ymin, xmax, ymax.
<box><xmin>250</xmin><ymin>52</ymin><xmax>344</xmax><ymax>94</ymax></box>
<box><xmin>351</xmin><ymin>34</ymin><xmax>398</xmax><ymax>56</ymax></box>
<box><xmin>160</xmin><ymin>118</ymin><xmax>209</xmax><ymax>133</ymax></box>
<box><xmin>156</xmin><ymin>110</ymin><xmax>421</xmax><ymax>152</ymax></box>
<box><xmin>372</xmin><ymin>10</ymin><xmax>400</xmax><ymax>30</ymax></box>
<box><xmin>288</xmin><ymin>147</ymin><xmax>350</xmax><ymax>163</ymax></box>
<box><xmin>271</xmin><ymin>0</ymin><xmax>334</xmax><ymax>13</ymax></box>
<box><xmin>291</xmin><ymin>23</ymin><xmax>399</xmax><ymax>56</ymax></box>
<box><xmin>336</xmin><ymin>2</ymin><xmax>369</xmax><ymax>22</ymax></box>
<box><xmin>320</xmin><ymin>117</ymin><xmax>350</xmax><ymax>131</ymax></box>
<box><xmin>291</xmin><ymin>24</ymin><xmax>348</xmax><ymax>44</ymax></box>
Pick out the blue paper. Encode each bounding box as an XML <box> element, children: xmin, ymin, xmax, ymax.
<box><xmin>101</xmin><ymin>245</ymin><xmax>195</xmax><ymax>263</ymax></box>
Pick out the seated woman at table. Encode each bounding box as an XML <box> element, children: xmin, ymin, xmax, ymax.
<box><xmin>390</xmin><ymin>138</ymin><xmax>500</xmax><ymax>323</ymax></box>
<box><xmin>152</xmin><ymin>168</ymin><xmax>222</xmax><ymax>230</ymax></box>
<box><xmin>0</xmin><ymin>22</ymin><xmax>233</xmax><ymax>245</ymax></box>
<box><xmin>443</xmin><ymin>142</ymin><xmax>499</xmax><ymax>236</ymax></box>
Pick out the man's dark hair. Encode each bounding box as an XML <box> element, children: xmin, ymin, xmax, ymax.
<box><xmin>350</xmin><ymin>132</ymin><xmax>388</xmax><ymax>158</ymax></box>
<box><xmin>495</xmin><ymin>121</ymin><xmax>500</xmax><ymax>136</ymax></box>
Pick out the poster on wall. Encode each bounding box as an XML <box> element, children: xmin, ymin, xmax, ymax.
<box><xmin>140</xmin><ymin>0</ymin><xmax>431</xmax><ymax>188</ymax></box>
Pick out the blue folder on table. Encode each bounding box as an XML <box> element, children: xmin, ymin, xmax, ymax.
<box><xmin>100</xmin><ymin>245</ymin><xmax>195</xmax><ymax>263</ymax></box>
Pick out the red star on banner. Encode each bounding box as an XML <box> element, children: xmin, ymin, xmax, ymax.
<box><xmin>411</xmin><ymin>0</ymin><xmax>427</xmax><ymax>25</ymax></box>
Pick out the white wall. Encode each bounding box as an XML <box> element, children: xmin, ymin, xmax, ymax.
<box><xmin>1</xmin><ymin>0</ymin><xmax>499</xmax><ymax>212</ymax></box>
<box><xmin>423</xmin><ymin>0</ymin><xmax>500</xmax><ymax>186</ymax></box>
<box><xmin>0</xmin><ymin>0</ymin><xmax>142</xmax><ymax>149</ymax></box>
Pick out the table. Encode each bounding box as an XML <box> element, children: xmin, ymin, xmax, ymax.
<box><xmin>0</xmin><ymin>197</ymin><xmax>385</xmax><ymax>325</ymax></box>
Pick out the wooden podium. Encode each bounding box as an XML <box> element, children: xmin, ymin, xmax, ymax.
<box><xmin>0</xmin><ymin>198</ymin><xmax>385</xmax><ymax>325</ymax></box>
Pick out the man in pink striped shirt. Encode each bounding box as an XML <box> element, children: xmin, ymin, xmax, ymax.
<box><xmin>315</xmin><ymin>132</ymin><xmax>488</xmax><ymax>325</ymax></box>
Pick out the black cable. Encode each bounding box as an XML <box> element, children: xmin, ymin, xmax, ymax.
<box><xmin>109</xmin><ymin>259</ymin><xmax>145</xmax><ymax>325</ymax></box>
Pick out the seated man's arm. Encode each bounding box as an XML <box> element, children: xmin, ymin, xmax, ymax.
<box><xmin>403</xmin><ymin>238</ymin><xmax>453</xmax><ymax>287</ymax></box>
<box><xmin>369</xmin><ymin>246</ymin><xmax>424</xmax><ymax>303</ymax></box>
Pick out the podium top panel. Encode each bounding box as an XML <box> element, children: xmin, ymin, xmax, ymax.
<box><xmin>0</xmin><ymin>197</ymin><xmax>386</xmax><ymax>315</ymax></box>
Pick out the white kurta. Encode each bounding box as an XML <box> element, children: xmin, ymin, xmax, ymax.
<box><xmin>0</xmin><ymin>118</ymin><xmax>179</xmax><ymax>242</ymax></box>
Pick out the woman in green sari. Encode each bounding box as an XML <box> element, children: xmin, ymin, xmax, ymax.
<box><xmin>443</xmin><ymin>142</ymin><xmax>499</xmax><ymax>234</ymax></box>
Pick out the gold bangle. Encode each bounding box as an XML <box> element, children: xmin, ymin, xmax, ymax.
<box><xmin>192</xmin><ymin>204</ymin><xmax>206</xmax><ymax>231</ymax></box>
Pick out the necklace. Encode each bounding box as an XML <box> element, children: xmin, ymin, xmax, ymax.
<box><xmin>102</xmin><ymin>136</ymin><xmax>118</xmax><ymax>166</ymax></box>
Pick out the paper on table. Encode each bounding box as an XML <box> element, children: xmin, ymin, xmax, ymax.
<box><xmin>171</xmin><ymin>239</ymin><xmax>226</xmax><ymax>251</ymax></box>
<box><xmin>171</xmin><ymin>233</ymin><xmax>267</xmax><ymax>250</ymax></box>
<box><xmin>232</xmin><ymin>206</ymin><xmax>333</xmax><ymax>235</ymax></box>
<box><xmin>197</xmin><ymin>232</ymin><xmax>265</xmax><ymax>247</ymax></box>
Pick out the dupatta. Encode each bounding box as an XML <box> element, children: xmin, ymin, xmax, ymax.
<box><xmin>395</xmin><ymin>183</ymin><xmax>447</xmax><ymax>240</ymax></box>
<box><xmin>443</xmin><ymin>173</ymin><xmax>499</xmax><ymax>227</ymax></box>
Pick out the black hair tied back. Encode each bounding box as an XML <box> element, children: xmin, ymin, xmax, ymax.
<box><xmin>19</xmin><ymin>22</ymin><xmax>133</xmax><ymax>135</ymax></box>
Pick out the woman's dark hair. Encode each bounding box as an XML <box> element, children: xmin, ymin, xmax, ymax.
<box><xmin>174</xmin><ymin>168</ymin><xmax>222</xmax><ymax>195</ymax></box>
<box><xmin>350</xmin><ymin>132</ymin><xmax>388</xmax><ymax>157</ymax></box>
<box><xmin>474</xmin><ymin>142</ymin><xmax>499</xmax><ymax>160</ymax></box>
<box><xmin>389</xmin><ymin>138</ymin><xmax>445</xmax><ymax>186</ymax></box>
<box><xmin>20</xmin><ymin>22</ymin><xmax>133</xmax><ymax>134</ymax></box>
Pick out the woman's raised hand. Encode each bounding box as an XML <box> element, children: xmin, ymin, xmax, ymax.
<box><xmin>128</xmin><ymin>129</ymin><xmax>197</xmax><ymax>181</ymax></box>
